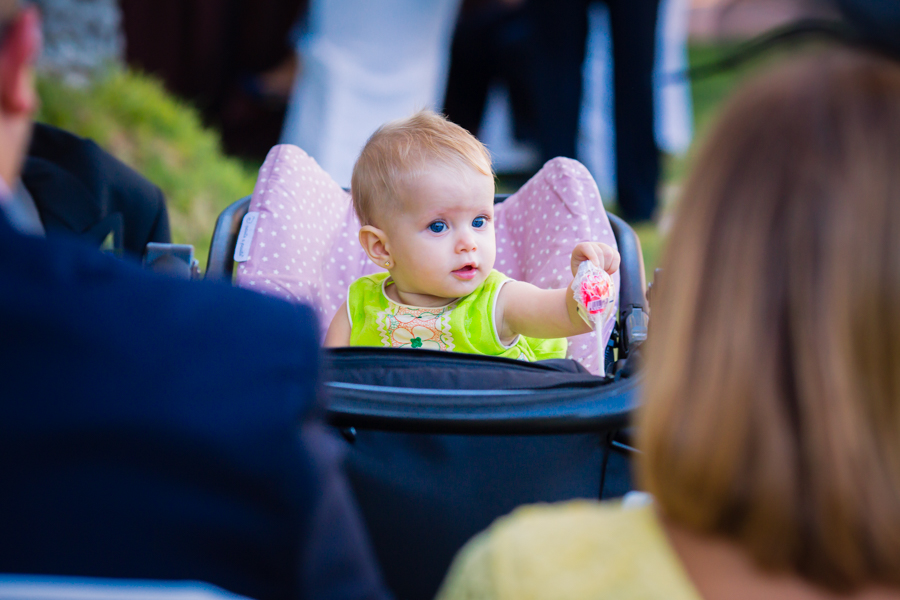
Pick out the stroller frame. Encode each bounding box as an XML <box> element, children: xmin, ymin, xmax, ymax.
<box><xmin>207</xmin><ymin>190</ymin><xmax>648</xmax><ymax>600</ymax></box>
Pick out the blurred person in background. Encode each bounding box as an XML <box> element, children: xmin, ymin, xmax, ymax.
<box><xmin>0</xmin><ymin>2</ymin><xmax>391</xmax><ymax>599</ymax></box>
<box><xmin>444</xmin><ymin>0</ymin><xmax>662</xmax><ymax>223</ymax></box>
<box><xmin>17</xmin><ymin>122</ymin><xmax>172</xmax><ymax>259</ymax></box>
<box><xmin>436</xmin><ymin>47</ymin><xmax>900</xmax><ymax>600</ymax></box>
<box><xmin>279</xmin><ymin>0</ymin><xmax>462</xmax><ymax>188</ymax></box>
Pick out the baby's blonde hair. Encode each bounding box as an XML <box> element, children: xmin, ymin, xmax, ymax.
<box><xmin>351</xmin><ymin>110</ymin><xmax>493</xmax><ymax>226</ymax></box>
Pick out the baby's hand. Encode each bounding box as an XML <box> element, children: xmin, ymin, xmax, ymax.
<box><xmin>571</xmin><ymin>242</ymin><xmax>620</xmax><ymax>277</ymax></box>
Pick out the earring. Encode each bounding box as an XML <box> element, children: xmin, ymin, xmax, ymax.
<box><xmin>384</xmin><ymin>261</ymin><xmax>391</xmax><ymax>267</ymax></box>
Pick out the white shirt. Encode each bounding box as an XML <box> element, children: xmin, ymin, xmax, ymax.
<box><xmin>0</xmin><ymin>177</ymin><xmax>45</xmax><ymax>236</ymax></box>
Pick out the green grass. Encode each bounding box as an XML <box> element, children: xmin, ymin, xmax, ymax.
<box><xmin>632</xmin><ymin>221</ymin><xmax>662</xmax><ymax>283</ymax></box>
<box><xmin>35</xmin><ymin>68</ymin><xmax>259</xmax><ymax>267</ymax></box>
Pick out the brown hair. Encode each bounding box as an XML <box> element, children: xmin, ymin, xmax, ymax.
<box><xmin>350</xmin><ymin>110</ymin><xmax>493</xmax><ymax>226</ymax></box>
<box><xmin>638</xmin><ymin>48</ymin><xmax>900</xmax><ymax>592</ymax></box>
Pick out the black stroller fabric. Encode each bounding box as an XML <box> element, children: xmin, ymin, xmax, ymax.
<box><xmin>323</xmin><ymin>348</ymin><xmax>637</xmax><ymax>600</ymax></box>
<box><xmin>324</xmin><ymin>347</ymin><xmax>637</xmax><ymax>433</ymax></box>
<box><xmin>331</xmin><ymin>347</ymin><xmax>596</xmax><ymax>388</ymax></box>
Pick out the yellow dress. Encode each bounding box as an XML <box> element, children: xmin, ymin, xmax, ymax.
<box><xmin>347</xmin><ymin>270</ymin><xmax>566</xmax><ymax>361</ymax></box>
<box><xmin>435</xmin><ymin>501</ymin><xmax>702</xmax><ymax>600</ymax></box>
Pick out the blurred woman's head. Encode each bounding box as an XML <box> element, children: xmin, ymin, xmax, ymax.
<box><xmin>639</xmin><ymin>48</ymin><xmax>900</xmax><ymax>591</ymax></box>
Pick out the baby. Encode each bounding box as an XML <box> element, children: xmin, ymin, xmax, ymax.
<box><xmin>324</xmin><ymin>110</ymin><xmax>619</xmax><ymax>361</ymax></box>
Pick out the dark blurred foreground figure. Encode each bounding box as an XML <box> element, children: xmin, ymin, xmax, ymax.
<box><xmin>437</xmin><ymin>48</ymin><xmax>900</xmax><ymax>599</ymax></box>
<box><xmin>21</xmin><ymin>122</ymin><xmax>171</xmax><ymax>259</ymax></box>
<box><xmin>0</xmin><ymin>4</ymin><xmax>390</xmax><ymax>599</ymax></box>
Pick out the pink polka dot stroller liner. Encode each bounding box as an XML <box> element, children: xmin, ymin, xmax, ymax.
<box><xmin>233</xmin><ymin>144</ymin><xmax>623</xmax><ymax>375</ymax></box>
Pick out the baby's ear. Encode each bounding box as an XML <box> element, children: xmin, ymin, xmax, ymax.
<box><xmin>359</xmin><ymin>226</ymin><xmax>390</xmax><ymax>266</ymax></box>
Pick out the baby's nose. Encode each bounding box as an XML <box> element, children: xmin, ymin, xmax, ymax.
<box><xmin>456</xmin><ymin>233</ymin><xmax>477</xmax><ymax>252</ymax></box>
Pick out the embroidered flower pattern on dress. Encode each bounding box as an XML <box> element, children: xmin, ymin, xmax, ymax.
<box><xmin>376</xmin><ymin>303</ymin><xmax>455</xmax><ymax>351</ymax></box>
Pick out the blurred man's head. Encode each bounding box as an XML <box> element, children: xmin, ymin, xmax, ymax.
<box><xmin>0</xmin><ymin>0</ymin><xmax>39</xmax><ymax>189</ymax></box>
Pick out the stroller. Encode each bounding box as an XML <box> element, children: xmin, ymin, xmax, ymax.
<box><xmin>206</xmin><ymin>146</ymin><xmax>648</xmax><ymax>600</ymax></box>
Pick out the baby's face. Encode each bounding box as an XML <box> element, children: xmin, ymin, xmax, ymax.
<box><xmin>381</xmin><ymin>164</ymin><xmax>496</xmax><ymax>306</ymax></box>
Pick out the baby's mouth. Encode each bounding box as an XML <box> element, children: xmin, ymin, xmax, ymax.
<box><xmin>452</xmin><ymin>264</ymin><xmax>478</xmax><ymax>280</ymax></box>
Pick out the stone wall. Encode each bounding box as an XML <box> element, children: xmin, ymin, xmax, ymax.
<box><xmin>34</xmin><ymin>0</ymin><xmax>124</xmax><ymax>85</ymax></box>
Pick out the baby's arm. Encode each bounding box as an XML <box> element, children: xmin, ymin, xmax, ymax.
<box><xmin>324</xmin><ymin>301</ymin><xmax>351</xmax><ymax>347</ymax></box>
<box><xmin>496</xmin><ymin>242</ymin><xmax>620</xmax><ymax>342</ymax></box>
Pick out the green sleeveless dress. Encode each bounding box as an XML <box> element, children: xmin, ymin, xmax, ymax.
<box><xmin>347</xmin><ymin>270</ymin><xmax>566</xmax><ymax>362</ymax></box>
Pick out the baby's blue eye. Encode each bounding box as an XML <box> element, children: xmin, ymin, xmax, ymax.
<box><xmin>472</xmin><ymin>216</ymin><xmax>486</xmax><ymax>228</ymax></box>
<box><xmin>429</xmin><ymin>221</ymin><xmax>446</xmax><ymax>233</ymax></box>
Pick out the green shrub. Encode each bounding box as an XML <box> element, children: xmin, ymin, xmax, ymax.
<box><xmin>35</xmin><ymin>68</ymin><xmax>259</xmax><ymax>267</ymax></box>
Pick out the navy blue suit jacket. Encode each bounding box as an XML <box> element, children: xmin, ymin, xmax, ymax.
<box><xmin>0</xmin><ymin>212</ymin><xmax>389</xmax><ymax>600</ymax></box>
<box><xmin>23</xmin><ymin>123</ymin><xmax>171</xmax><ymax>258</ymax></box>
